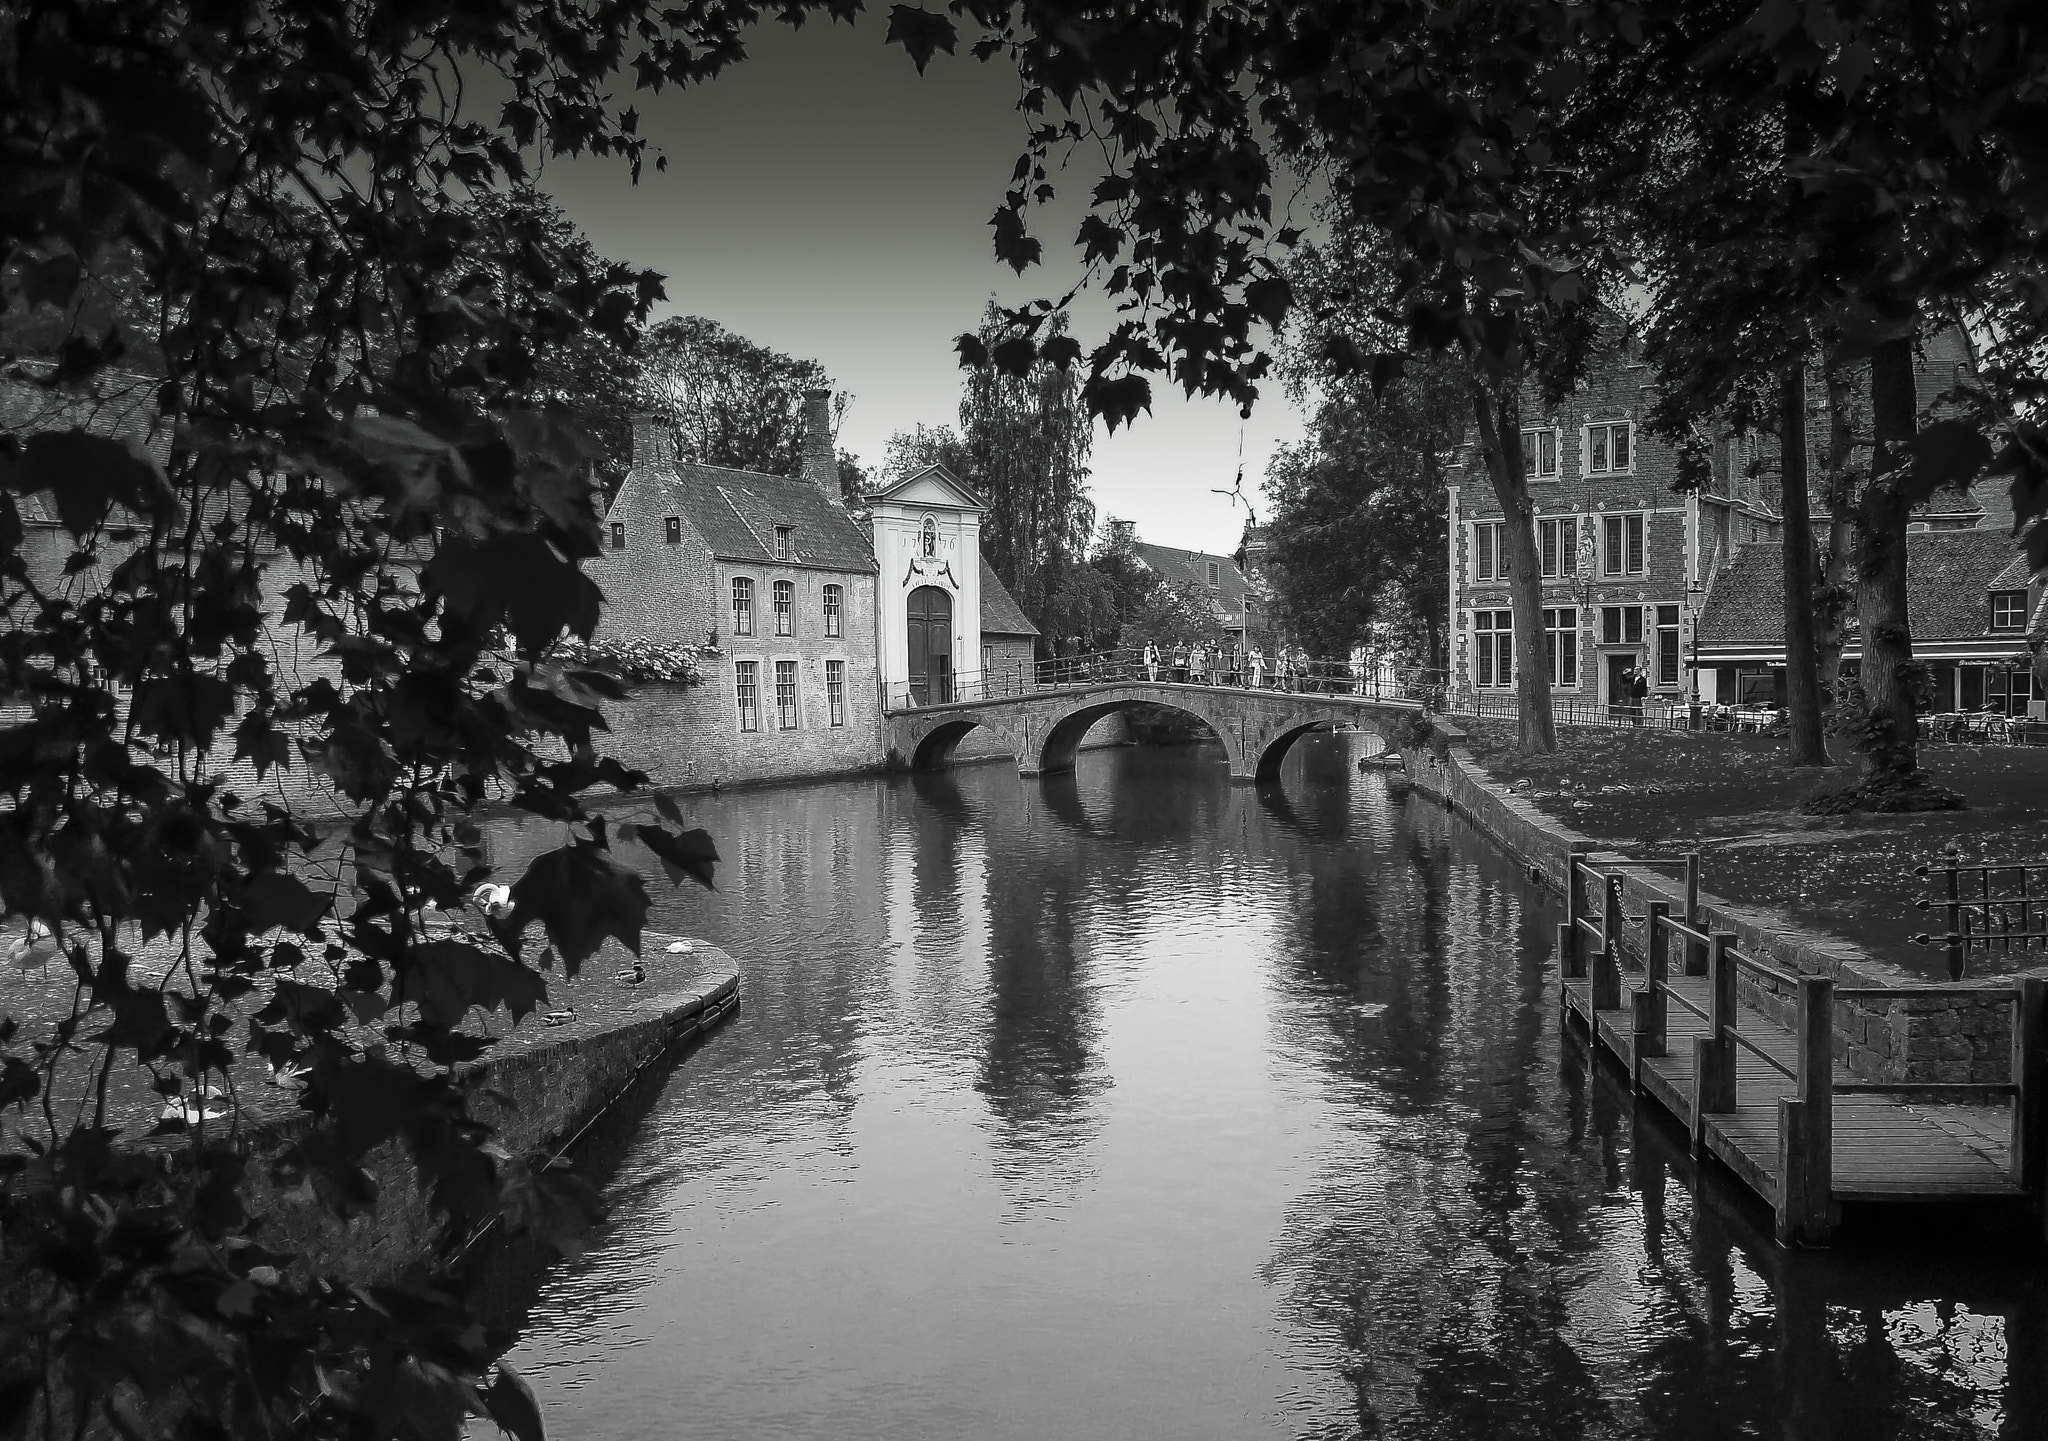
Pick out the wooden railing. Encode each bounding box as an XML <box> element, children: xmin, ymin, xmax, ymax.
<box><xmin>1912</xmin><ymin>845</ymin><xmax>2048</xmax><ymax>979</ymax></box>
<box><xmin>1562</xmin><ymin>847</ymin><xmax>2048</xmax><ymax>1245</ymax></box>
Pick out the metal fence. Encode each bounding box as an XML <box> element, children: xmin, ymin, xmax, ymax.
<box><xmin>882</xmin><ymin>647</ymin><xmax>1448</xmax><ymax>714</ymax></box>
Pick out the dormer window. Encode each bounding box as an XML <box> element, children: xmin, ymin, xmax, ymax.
<box><xmin>1207</xmin><ymin>561</ymin><xmax>1220</xmax><ymax>587</ymax></box>
<box><xmin>665</xmin><ymin>517</ymin><xmax>681</xmax><ymax>545</ymax></box>
<box><xmin>609</xmin><ymin>522</ymin><xmax>625</xmax><ymax>550</ymax></box>
<box><xmin>1992</xmin><ymin>591</ymin><xmax>2028</xmax><ymax>630</ymax></box>
<box><xmin>775</xmin><ymin>525</ymin><xmax>793</xmax><ymax>560</ymax></box>
<box><xmin>921</xmin><ymin>516</ymin><xmax>938</xmax><ymax>558</ymax></box>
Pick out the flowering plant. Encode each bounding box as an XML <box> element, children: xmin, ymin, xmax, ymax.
<box><xmin>554</xmin><ymin>636</ymin><xmax>709</xmax><ymax>686</ymax></box>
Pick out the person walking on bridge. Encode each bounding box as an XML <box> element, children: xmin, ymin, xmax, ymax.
<box><xmin>1189</xmin><ymin>640</ymin><xmax>1207</xmax><ymax>685</ymax></box>
<box><xmin>1172</xmin><ymin>642</ymin><xmax>1188</xmax><ymax>683</ymax></box>
<box><xmin>1143</xmin><ymin>639</ymin><xmax>1160</xmax><ymax>683</ymax></box>
<box><xmin>1248</xmin><ymin>645</ymin><xmax>1265</xmax><ymax>689</ymax></box>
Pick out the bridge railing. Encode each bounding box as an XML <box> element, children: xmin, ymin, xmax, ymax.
<box><xmin>881</xmin><ymin>652</ymin><xmax>1449</xmax><ymax>713</ymax></box>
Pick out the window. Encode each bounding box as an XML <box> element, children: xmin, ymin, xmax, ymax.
<box><xmin>921</xmin><ymin>515</ymin><xmax>938</xmax><ymax>558</ymax></box>
<box><xmin>1656</xmin><ymin>604</ymin><xmax>1681</xmax><ymax>686</ymax></box>
<box><xmin>731</xmin><ymin>577</ymin><xmax>754</xmax><ymax>636</ymax></box>
<box><xmin>775</xmin><ymin>525</ymin><xmax>793</xmax><ymax>560</ymax></box>
<box><xmin>1587</xmin><ymin>421</ymin><xmax>1633</xmax><ymax>475</ymax></box>
<box><xmin>1543</xmin><ymin>607</ymin><xmax>1578</xmax><ymax>687</ymax></box>
<box><xmin>1472</xmin><ymin>520</ymin><xmax>1510</xmax><ymax>581</ymax></box>
<box><xmin>1601</xmin><ymin>513</ymin><xmax>1645</xmax><ymax>576</ymax></box>
<box><xmin>665</xmin><ymin>516</ymin><xmax>681</xmax><ymax>545</ymax></box>
<box><xmin>1522</xmin><ymin>427</ymin><xmax>1560</xmax><ymax>480</ymax></box>
<box><xmin>1473</xmin><ymin>610</ymin><xmax>1513</xmax><ymax>688</ymax></box>
<box><xmin>735</xmin><ymin>661</ymin><xmax>759</xmax><ymax>732</ymax></box>
<box><xmin>1992</xmin><ymin>591</ymin><xmax>2028</xmax><ymax>630</ymax></box>
<box><xmin>822</xmin><ymin>584</ymin><xmax>843</xmax><ymax>638</ymax></box>
<box><xmin>1539</xmin><ymin>517</ymin><xmax>1579</xmax><ymax>579</ymax></box>
<box><xmin>772</xmin><ymin>579</ymin><xmax>794</xmax><ymax>636</ymax></box>
<box><xmin>609</xmin><ymin>522</ymin><xmax>625</xmax><ymax>550</ymax></box>
<box><xmin>775</xmin><ymin>660</ymin><xmax>799</xmax><ymax>730</ymax></box>
<box><xmin>1601</xmin><ymin>605</ymin><xmax>1645</xmax><ymax>647</ymax></box>
<box><xmin>827</xmin><ymin>659</ymin><xmax>846</xmax><ymax>727</ymax></box>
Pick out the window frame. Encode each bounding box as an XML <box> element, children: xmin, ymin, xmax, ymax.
<box><xmin>1586</xmin><ymin>420</ymin><xmax>1634</xmax><ymax>476</ymax></box>
<box><xmin>1601</xmin><ymin>513</ymin><xmax>1645</xmax><ymax>577</ymax></box>
<box><xmin>826</xmin><ymin>658</ymin><xmax>846</xmax><ymax>727</ymax></box>
<box><xmin>1656</xmin><ymin>604</ymin><xmax>1682</xmax><ymax>687</ymax></box>
<box><xmin>734</xmin><ymin>660</ymin><xmax>760</xmax><ymax>733</ymax></box>
<box><xmin>1472</xmin><ymin>520</ymin><xmax>1509</xmax><ymax>582</ymax></box>
<box><xmin>609</xmin><ymin>521</ymin><xmax>625</xmax><ymax>550</ymax></box>
<box><xmin>1539</xmin><ymin>516</ymin><xmax>1579</xmax><ymax>580</ymax></box>
<box><xmin>1472</xmin><ymin>609</ymin><xmax>1514</xmax><ymax>689</ymax></box>
<box><xmin>1207</xmin><ymin>560</ymin><xmax>1220</xmax><ymax>587</ymax></box>
<box><xmin>1542</xmin><ymin>606</ymin><xmax>1578</xmax><ymax>687</ymax></box>
<box><xmin>774</xmin><ymin>658</ymin><xmax>800</xmax><ymax>730</ymax></box>
<box><xmin>1991</xmin><ymin>590</ymin><xmax>2029</xmax><ymax>630</ymax></box>
<box><xmin>1521</xmin><ymin>426</ymin><xmax>1561</xmax><ymax>481</ymax></box>
<box><xmin>774</xmin><ymin>525</ymin><xmax>794</xmax><ymax>561</ymax></box>
<box><xmin>772</xmin><ymin>578</ymin><xmax>794</xmax><ymax>637</ymax></box>
<box><xmin>664</xmin><ymin>516</ymin><xmax>681</xmax><ymax>545</ymax></box>
<box><xmin>731</xmin><ymin>576</ymin><xmax>754</xmax><ymax>637</ymax></box>
<box><xmin>1600</xmin><ymin>605</ymin><xmax>1645</xmax><ymax>647</ymax></box>
<box><xmin>822</xmin><ymin>583</ymin><xmax>843</xmax><ymax>638</ymax></box>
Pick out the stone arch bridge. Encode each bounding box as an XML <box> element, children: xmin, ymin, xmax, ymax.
<box><xmin>884</xmin><ymin>682</ymin><xmax>1427</xmax><ymax>783</ymax></box>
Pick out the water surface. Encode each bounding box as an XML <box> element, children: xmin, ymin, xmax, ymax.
<box><xmin>493</xmin><ymin>740</ymin><xmax>2041</xmax><ymax>1439</ymax></box>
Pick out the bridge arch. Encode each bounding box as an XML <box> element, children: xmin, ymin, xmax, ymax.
<box><xmin>883</xmin><ymin>682</ymin><xmax>1419</xmax><ymax>785</ymax></box>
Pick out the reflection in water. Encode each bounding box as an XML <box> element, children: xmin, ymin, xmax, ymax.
<box><xmin>493</xmin><ymin>739</ymin><xmax>2043</xmax><ymax>1440</ymax></box>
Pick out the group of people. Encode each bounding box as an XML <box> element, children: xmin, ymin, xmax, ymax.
<box><xmin>1140</xmin><ymin>639</ymin><xmax>1313</xmax><ymax>691</ymax></box>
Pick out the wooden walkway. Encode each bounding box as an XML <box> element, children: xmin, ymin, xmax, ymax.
<box><xmin>1562</xmin><ymin>973</ymin><xmax>2024</xmax><ymax>1229</ymax></box>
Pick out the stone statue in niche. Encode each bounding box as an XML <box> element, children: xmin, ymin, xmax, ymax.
<box><xmin>907</xmin><ymin>513</ymin><xmax>956</xmax><ymax>586</ymax></box>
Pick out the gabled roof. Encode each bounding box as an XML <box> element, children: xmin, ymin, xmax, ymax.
<box><xmin>870</xmin><ymin>463</ymin><xmax>985</xmax><ymax>510</ymax></box>
<box><xmin>1700</xmin><ymin>527</ymin><xmax>2026</xmax><ymax>648</ymax></box>
<box><xmin>613</xmin><ymin>459</ymin><xmax>874</xmax><ymax>572</ymax></box>
<box><xmin>1988</xmin><ymin>551</ymin><xmax>2035</xmax><ymax>591</ymax></box>
<box><xmin>979</xmin><ymin>558</ymin><xmax>1038</xmax><ymax>638</ymax></box>
<box><xmin>1133</xmin><ymin>541</ymin><xmax>1250</xmax><ymax>619</ymax></box>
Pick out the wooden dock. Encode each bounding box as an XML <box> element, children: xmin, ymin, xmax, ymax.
<box><xmin>1558</xmin><ymin>851</ymin><xmax>2044</xmax><ymax>1245</ymax></box>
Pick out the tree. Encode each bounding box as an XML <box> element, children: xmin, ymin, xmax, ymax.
<box><xmin>637</xmin><ymin>314</ymin><xmax>837</xmax><ymax>478</ymax></box>
<box><xmin>0</xmin><ymin>1</ymin><xmax>821</xmax><ymax>1434</ymax></box>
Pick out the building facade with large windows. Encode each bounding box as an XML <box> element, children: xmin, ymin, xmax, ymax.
<box><xmin>1444</xmin><ymin>334</ymin><xmax>1775</xmax><ymax>711</ymax></box>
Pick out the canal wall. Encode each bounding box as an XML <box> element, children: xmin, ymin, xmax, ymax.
<box><xmin>244</xmin><ymin>944</ymin><xmax>739</xmax><ymax>1285</ymax></box>
<box><xmin>1398</xmin><ymin>725</ymin><xmax>2015</xmax><ymax>1087</ymax></box>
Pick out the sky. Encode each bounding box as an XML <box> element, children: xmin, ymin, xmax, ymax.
<box><xmin>534</xmin><ymin>11</ymin><xmax>1308</xmax><ymax>556</ymax></box>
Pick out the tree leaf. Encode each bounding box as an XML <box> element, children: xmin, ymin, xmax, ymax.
<box><xmin>631</xmin><ymin>823</ymin><xmax>719</xmax><ymax>890</ymax></box>
<box><xmin>484</xmin><ymin>1364</ymin><xmax>546</xmax><ymax>1441</ymax></box>
<box><xmin>510</xmin><ymin>844</ymin><xmax>649</xmax><ymax>975</ymax></box>
<box><xmin>884</xmin><ymin>5</ymin><xmax>957</xmax><ymax>75</ymax></box>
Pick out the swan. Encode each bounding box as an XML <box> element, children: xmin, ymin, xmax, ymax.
<box><xmin>471</xmin><ymin>882</ymin><xmax>514</xmax><ymax>920</ymax></box>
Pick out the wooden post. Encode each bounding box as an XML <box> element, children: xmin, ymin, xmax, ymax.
<box><xmin>1776</xmin><ymin>975</ymin><xmax>1836</xmax><ymax>1245</ymax></box>
<box><xmin>2016</xmin><ymin>978</ymin><xmax>2048</xmax><ymax>1216</ymax></box>
<box><xmin>1593</xmin><ymin>876</ymin><xmax>1624</xmax><ymax>1011</ymax></box>
<box><xmin>1641</xmin><ymin>901</ymin><xmax>1670</xmax><ymax>1059</ymax></box>
<box><xmin>1684</xmin><ymin>851</ymin><xmax>1707</xmax><ymax>976</ymax></box>
<box><xmin>1560</xmin><ymin>845</ymin><xmax>1591</xmax><ymax>981</ymax></box>
<box><xmin>1694</xmin><ymin>933</ymin><xmax>1739</xmax><ymax>1133</ymax></box>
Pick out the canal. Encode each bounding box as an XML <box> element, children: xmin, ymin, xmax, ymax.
<box><xmin>490</xmin><ymin>738</ymin><xmax>2040</xmax><ymax>1440</ymax></box>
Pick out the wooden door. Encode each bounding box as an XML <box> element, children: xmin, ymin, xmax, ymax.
<box><xmin>907</xmin><ymin>586</ymin><xmax>953</xmax><ymax>703</ymax></box>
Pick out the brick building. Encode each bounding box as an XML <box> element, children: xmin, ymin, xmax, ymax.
<box><xmin>1128</xmin><ymin>534</ymin><xmax>1266</xmax><ymax>650</ymax></box>
<box><xmin>1443</xmin><ymin>325</ymin><xmax>2028</xmax><ymax>713</ymax></box>
<box><xmin>1445</xmin><ymin>332</ymin><xmax>1774</xmax><ymax>710</ymax></box>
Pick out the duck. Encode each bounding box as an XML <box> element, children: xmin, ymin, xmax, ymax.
<box><xmin>471</xmin><ymin>882</ymin><xmax>514</xmax><ymax>921</ymax></box>
<box><xmin>666</xmin><ymin>939</ymin><xmax>694</xmax><ymax>956</ymax></box>
<box><xmin>540</xmin><ymin>1004</ymin><xmax>578</xmax><ymax>1028</ymax></box>
<box><xmin>6</xmin><ymin>920</ymin><xmax>59</xmax><ymax>971</ymax></box>
<box><xmin>614</xmin><ymin>959</ymin><xmax>648</xmax><ymax>985</ymax></box>
<box><xmin>160</xmin><ymin>1082</ymin><xmax>229</xmax><ymax>1127</ymax></box>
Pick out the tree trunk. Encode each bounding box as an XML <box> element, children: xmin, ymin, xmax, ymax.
<box><xmin>1816</xmin><ymin>357</ymin><xmax>1860</xmax><ymax>703</ymax></box>
<box><xmin>1469</xmin><ymin>375</ymin><xmax>1556</xmax><ymax>753</ymax></box>
<box><xmin>1779</xmin><ymin>360</ymin><xmax>1828</xmax><ymax>764</ymax></box>
<box><xmin>1838</xmin><ymin>335</ymin><xmax>1961</xmax><ymax>811</ymax></box>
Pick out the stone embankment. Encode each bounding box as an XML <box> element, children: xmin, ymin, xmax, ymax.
<box><xmin>248</xmin><ymin>936</ymin><xmax>739</xmax><ymax>1284</ymax></box>
<box><xmin>1400</xmin><ymin>723</ymin><xmax>2018</xmax><ymax>1087</ymax></box>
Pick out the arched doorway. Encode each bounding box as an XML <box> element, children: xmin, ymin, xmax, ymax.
<box><xmin>907</xmin><ymin>585</ymin><xmax>954</xmax><ymax>703</ymax></box>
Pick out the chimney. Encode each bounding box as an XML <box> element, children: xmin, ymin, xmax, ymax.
<box><xmin>631</xmin><ymin>412</ymin><xmax>678</xmax><ymax>471</ymax></box>
<box><xmin>801</xmin><ymin>388</ymin><xmax>838</xmax><ymax>504</ymax></box>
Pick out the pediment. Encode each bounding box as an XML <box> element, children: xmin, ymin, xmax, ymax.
<box><xmin>871</xmin><ymin>463</ymin><xmax>984</xmax><ymax>512</ymax></box>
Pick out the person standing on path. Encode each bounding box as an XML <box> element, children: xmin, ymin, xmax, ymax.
<box><xmin>1190</xmin><ymin>639</ymin><xmax>1207</xmax><ymax>685</ymax></box>
<box><xmin>1628</xmin><ymin>663</ymin><xmax>1650</xmax><ymax>726</ymax></box>
<box><xmin>1248</xmin><ymin>645</ymin><xmax>1265</xmax><ymax>689</ymax></box>
<box><xmin>1173</xmin><ymin>641</ymin><xmax>1188</xmax><ymax>683</ymax></box>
